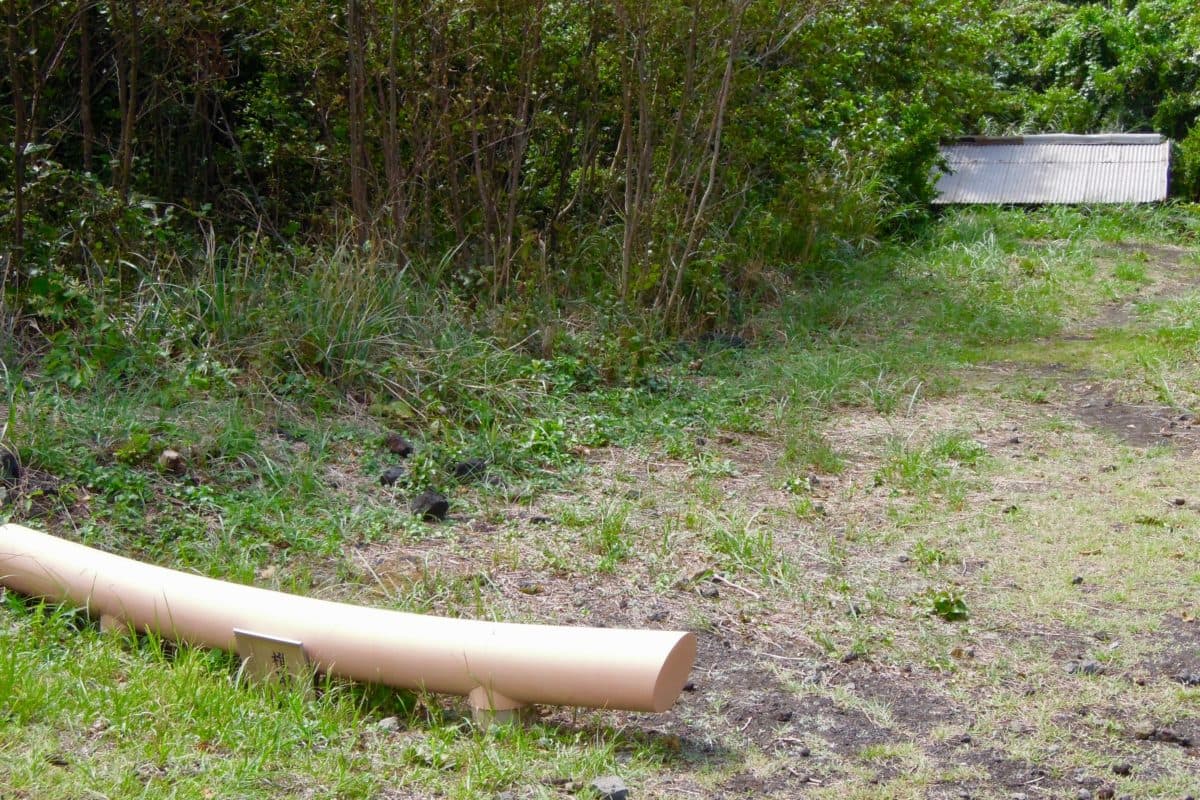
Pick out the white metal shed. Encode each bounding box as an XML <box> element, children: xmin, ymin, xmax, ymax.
<box><xmin>933</xmin><ymin>134</ymin><xmax>1171</xmax><ymax>205</ymax></box>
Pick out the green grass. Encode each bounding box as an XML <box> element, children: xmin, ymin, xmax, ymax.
<box><xmin>873</xmin><ymin>431</ymin><xmax>987</xmax><ymax>509</ymax></box>
<box><xmin>1</xmin><ymin>600</ymin><xmax>656</xmax><ymax>800</ymax></box>
<box><xmin>4</xmin><ymin>204</ymin><xmax>1200</xmax><ymax>798</ymax></box>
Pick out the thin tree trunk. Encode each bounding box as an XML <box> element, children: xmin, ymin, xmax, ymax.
<box><xmin>383</xmin><ymin>0</ymin><xmax>406</xmax><ymax>246</ymax></box>
<box><xmin>347</xmin><ymin>0</ymin><xmax>370</xmax><ymax>244</ymax></box>
<box><xmin>663</xmin><ymin>0</ymin><xmax>701</xmax><ymax>187</ymax></box>
<box><xmin>7</xmin><ymin>0</ymin><xmax>26</xmax><ymax>278</ymax></box>
<box><xmin>613</xmin><ymin>0</ymin><xmax>640</xmax><ymax>301</ymax></box>
<box><xmin>663</xmin><ymin>1</ymin><xmax>748</xmax><ymax>321</ymax></box>
<box><xmin>468</xmin><ymin>74</ymin><xmax>499</xmax><ymax>274</ymax></box>
<box><xmin>115</xmin><ymin>0</ymin><xmax>140</xmax><ymax>200</ymax></box>
<box><xmin>79</xmin><ymin>0</ymin><xmax>94</xmax><ymax>171</ymax></box>
<box><xmin>494</xmin><ymin>3</ymin><xmax>544</xmax><ymax>302</ymax></box>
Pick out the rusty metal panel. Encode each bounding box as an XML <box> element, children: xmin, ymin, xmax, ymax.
<box><xmin>933</xmin><ymin>135</ymin><xmax>1170</xmax><ymax>204</ymax></box>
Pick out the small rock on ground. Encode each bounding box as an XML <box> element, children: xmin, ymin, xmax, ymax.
<box><xmin>1174</xmin><ymin>672</ymin><xmax>1200</xmax><ymax>686</ymax></box>
<box><xmin>698</xmin><ymin>584</ymin><xmax>719</xmax><ymax>599</ymax></box>
<box><xmin>376</xmin><ymin>716</ymin><xmax>400</xmax><ymax>732</ymax></box>
<box><xmin>588</xmin><ymin>775</ymin><xmax>629</xmax><ymax>800</ymax></box>
<box><xmin>1</xmin><ymin>450</ymin><xmax>21</xmax><ymax>483</ymax></box>
<box><xmin>411</xmin><ymin>490</ymin><xmax>449</xmax><ymax>521</ymax></box>
<box><xmin>1067</xmin><ymin>660</ymin><xmax>1105</xmax><ymax>676</ymax></box>
<box><xmin>380</xmin><ymin>466</ymin><xmax>406</xmax><ymax>486</ymax></box>
<box><xmin>452</xmin><ymin>458</ymin><xmax>488</xmax><ymax>480</ymax></box>
<box><xmin>385</xmin><ymin>434</ymin><xmax>414</xmax><ymax>458</ymax></box>
<box><xmin>158</xmin><ymin>449</ymin><xmax>186</xmax><ymax>475</ymax></box>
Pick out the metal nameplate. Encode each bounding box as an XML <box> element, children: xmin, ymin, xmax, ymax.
<box><xmin>233</xmin><ymin>628</ymin><xmax>310</xmax><ymax>687</ymax></box>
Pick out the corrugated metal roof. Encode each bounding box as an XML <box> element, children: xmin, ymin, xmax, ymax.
<box><xmin>933</xmin><ymin>134</ymin><xmax>1171</xmax><ymax>205</ymax></box>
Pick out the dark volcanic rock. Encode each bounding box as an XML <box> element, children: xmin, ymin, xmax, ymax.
<box><xmin>1174</xmin><ymin>672</ymin><xmax>1200</xmax><ymax>687</ymax></box>
<box><xmin>1067</xmin><ymin>660</ymin><xmax>1105</xmax><ymax>676</ymax></box>
<box><xmin>0</xmin><ymin>449</ymin><xmax>19</xmax><ymax>484</ymax></box>
<box><xmin>380</xmin><ymin>466</ymin><xmax>406</xmax><ymax>486</ymax></box>
<box><xmin>451</xmin><ymin>458</ymin><xmax>488</xmax><ymax>481</ymax></box>
<box><xmin>588</xmin><ymin>775</ymin><xmax>629</xmax><ymax>800</ymax></box>
<box><xmin>410</xmin><ymin>490</ymin><xmax>449</xmax><ymax>521</ymax></box>
<box><xmin>385</xmin><ymin>434</ymin><xmax>414</xmax><ymax>458</ymax></box>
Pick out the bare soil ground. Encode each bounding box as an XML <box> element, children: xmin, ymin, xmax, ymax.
<box><xmin>7</xmin><ymin>232</ymin><xmax>1197</xmax><ymax>800</ymax></box>
<box><xmin>349</xmin><ymin>240</ymin><xmax>1200</xmax><ymax>798</ymax></box>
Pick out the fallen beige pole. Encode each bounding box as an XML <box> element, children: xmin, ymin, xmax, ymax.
<box><xmin>0</xmin><ymin>524</ymin><xmax>695</xmax><ymax>714</ymax></box>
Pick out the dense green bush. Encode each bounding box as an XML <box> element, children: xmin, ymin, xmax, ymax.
<box><xmin>2</xmin><ymin>0</ymin><xmax>998</xmax><ymax>328</ymax></box>
<box><xmin>990</xmin><ymin>0</ymin><xmax>1200</xmax><ymax>197</ymax></box>
<box><xmin>2</xmin><ymin>0</ymin><xmax>1197</xmax><ymax>353</ymax></box>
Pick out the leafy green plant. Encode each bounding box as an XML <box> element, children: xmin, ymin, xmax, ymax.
<box><xmin>781</xmin><ymin>426</ymin><xmax>845</xmax><ymax>474</ymax></box>
<box><xmin>587</xmin><ymin>504</ymin><xmax>632</xmax><ymax>573</ymax></box>
<box><xmin>924</xmin><ymin>588</ymin><xmax>969</xmax><ymax>621</ymax></box>
<box><xmin>912</xmin><ymin>541</ymin><xmax>953</xmax><ymax>569</ymax></box>
<box><xmin>112</xmin><ymin>432</ymin><xmax>156</xmax><ymax>466</ymax></box>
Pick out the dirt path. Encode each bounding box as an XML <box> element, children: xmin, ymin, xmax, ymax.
<box><xmin>539</xmin><ymin>241</ymin><xmax>1200</xmax><ymax>798</ymax></box>
<box><xmin>348</xmin><ymin>238</ymin><xmax>1200</xmax><ymax>798</ymax></box>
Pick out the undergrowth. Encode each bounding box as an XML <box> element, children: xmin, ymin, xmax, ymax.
<box><xmin>2</xmin><ymin>204</ymin><xmax>1200</xmax><ymax>798</ymax></box>
<box><xmin>2</xmin><ymin>205</ymin><xmax>1196</xmax><ymax>576</ymax></box>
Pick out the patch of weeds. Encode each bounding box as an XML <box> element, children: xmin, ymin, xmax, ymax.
<box><xmin>1001</xmin><ymin>376</ymin><xmax>1055</xmax><ymax>405</ymax></box>
<box><xmin>709</xmin><ymin>517</ymin><xmax>794</xmax><ymax>585</ymax></box>
<box><xmin>923</xmin><ymin>588</ymin><xmax>969</xmax><ymax>621</ymax></box>
<box><xmin>781</xmin><ymin>425</ymin><xmax>845</xmax><ymax>474</ymax></box>
<box><xmin>859</xmin><ymin>372</ymin><xmax>923</xmax><ymax>415</ymax></box>
<box><xmin>689</xmin><ymin>452</ymin><xmax>738</xmax><ymax>479</ymax></box>
<box><xmin>112</xmin><ymin>430</ymin><xmax>157</xmax><ymax>465</ymax></box>
<box><xmin>586</xmin><ymin>504</ymin><xmax>632</xmax><ymax>572</ymax></box>
<box><xmin>1113</xmin><ymin>255</ymin><xmax>1151</xmax><ymax>285</ymax></box>
<box><xmin>558</xmin><ymin>506</ymin><xmax>594</xmax><ymax>529</ymax></box>
<box><xmin>912</xmin><ymin>540</ymin><xmax>954</xmax><ymax>571</ymax></box>
<box><xmin>928</xmin><ymin>433</ymin><xmax>986</xmax><ymax>465</ymax></box>
<box><xmin>857</xmin><ymin>741</ymin><xmax>918</xmax><ymax>763</ymax></box>
<box><xmin>540</xmin><ymin>545</ymin><xmax>577</xmax><ymax>575</ymax></box>
<box><xmin>790</xmin><ymin>496</ymin><xmax>824</xmax><ymax>519</ymax></box>
<box><xmin>874</xmin><ymin>432</ymin><xmax>986</xmax><ymax>508</ymax></box>
<box><xmin>809</xmin><ymin>628</ymin><xmax>839</xmax><ymax>655</ymax></box>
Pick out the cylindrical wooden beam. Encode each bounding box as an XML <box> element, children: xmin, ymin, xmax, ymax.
<box><xmin>0</xmin><ymin>524</ymin><xmax>695</xmax><ymax>713</ymax></box>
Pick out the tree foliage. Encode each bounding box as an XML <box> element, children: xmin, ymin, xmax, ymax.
<box><xmin>1</xmin><ymin>0</ymin><xmax>1198</xmax><ymax>330</ymax></box>
<box><xmin>990</xmin><ymin>0</ymin><xmax>1200</xmax><ymax>196</ymax></box>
